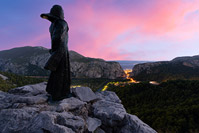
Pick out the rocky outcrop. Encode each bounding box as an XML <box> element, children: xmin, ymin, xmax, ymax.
<box><xmin>0</xmin><ymin>46</ymin><xmax>125</xmax><ymax>79</ymax></box>
<box><xmin>0</xmin><ymin>82</ymin><xmax>156</xmax><ymax>133</ymax></box>
<box><xmin>130</xmin><ymin>61</ymin><xmax>168</xmax><ymax>78</ymax></box>
<box><xmin>0</xmin><ymin>74</ymin><xmax>8</xmax><ymax>80</ymax></box>
<box><xmin>131</xmin><ymin>55</ymin><xmax>199</xmax><ymax>81</ymax></box>
<box><xmin>70</xmin><ymin>61</ymin><xmax>125</xmax><ymax>79</ymax></box>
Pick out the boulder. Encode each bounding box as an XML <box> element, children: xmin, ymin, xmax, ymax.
<box><xmin>92</xmin><ymin>100</ymin><xmax>126</xmax><ymax>127</ymax></box>
<box><xmin>56</xmin><ymin>112</ymin><xmax>85</xmax><ymax>133</ymax></box>
<box><xmin>0</xmin><ymin>108</ymin><xmax>39</xmax><ymax>133</ymax></box>
<box><xmin>57</xmin><ymin>97</ymin><xmax>86</xmax><ymax>112</ymax></box>
<box><xmin>14</xmin><ymin>94</ymin><xmax>48</xmax><ymax>105</ymax></box>
<box><xmin>0</xmin><ymin>91</ymin><xmax>48</xmax><ymax>110</ymax></box>
<box><xmin>0</xmin><ymin>74</ymin><xmax>8</xmax><ymax>80</ymax></box>
<box><xmin>8</xmin><ymin>82</ymin><xmax>47</xmax><ymax>96</ymax></box>
<box><xmin>120</xmin><ymin>114</ymin><xmax>157</xmax><ymax>133</ymax></box>
<box><xmin>95</xmin><ymin>91</ymin><xmax>121</xmax><ymax>103</ymax></box>
<box><xmin>71</xmin><ymin>87</ymin><xmax>98</xmax><ymax>102</ymax></box>
<box><xmin>0</xmin><ymin>91</ymin><xmax>13</xmax><ymax>109</ymax></box>
<box><xmin>86</xmin><ymin>117</ymin><xmax>102</xmax><ymax>132</ymax></box>
<box><xmin>26</xmin><ymin>111</ymin><xmax>75</xmax><ymax>133</ymax></box>
<box><xmin>95</xmin><ymin>128</ymin><xmax>106</xmax><ymax>133</ymax></box>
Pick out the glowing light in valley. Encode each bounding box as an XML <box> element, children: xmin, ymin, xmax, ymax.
<box><xmin>71</xmin><ymin>85</ymin><xmax>82</xmax><ymax>88</ymax></box>
<box><xmin>102</xmin><ymin>69</ymin><xmax>139</xmax><ymax>91</ymax></box>
<box><xmin>149</xmin><ymin>81</ymin><xmax>159</xmax><ymax>85</ymax></box>
<box><xmin>124</xmin><ymin>69</ymin><xmax>139</xmax><ymax>83</ymax></box>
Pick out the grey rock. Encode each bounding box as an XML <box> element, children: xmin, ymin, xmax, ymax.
<box><xmin>71</xmin><ymin>87</ymin><xmax>98</xmax><ymax>102</ymax></box>
<box><xmin>92</xmin><ymin>100</ymin><xmax>126</xmax><ymax>127</ymax></box>
<box><xmin>0</xmin><ymin>74</ymin><xmax>8</xmax><ymax>80</ymax></box>
<box><xmin>86</xmin><ymin>117</ymin><xmax>102</xmax><ymax>132</ymax></box>
<box><xmin>120</xmin><ymin>114</ymin><xmax>157</xmax><ymax>133</ymax></box>
<box><xmin>14</xmin><ymin>94</ymin><xmax>48</xmax><ymax>105</ymax></box>
<box><xmin>9</xmin><ymin>82</ymin><xmax>47</xmax><ymax>96</ymax></box>
<box><xmin>0</xmin><ymin>83</ymin><xmax>157</xmax><ymax>133</ymax></box>
<box><xmin>95</xmin><ymin>128</ymin><xmax>106</xmax><ymax>133</ymax></box>
<box><xmin>12</xmin><ymin>103</ymin><xmax>27</xmax><ymax>108</ymax></box>
<box><xmin>0</xmin><ymin>88</ymin><xmax>48</xmax><ymax>110</ymax></box>
<box><xmin>70</xmin><ymin>60</ymin><xmax>126</xmax><ymax>79</ymax></box>
<box><xmin>57</xmin><ymin>97</ymin><xmax>86</xmax><ymax>112</ymax></box>
<box><xmin>0</xmin><ymin>91</ymin><xmax>13</xmax><ymax>109</ymax></box>
<box><xmin>56</xmin><ymin>112</ymin><xmax>85</xmax><ymax>133</ymax></box>
<box><xmin>95</xmin><ymin>91</ymin><xmax>121</xmax><ymax>103</ymax></box>
<box><xmin>0</xmin><ymin>108</ymin><xmax>38</xmax><ymax>133</ymax></box>
<box><xmin>1</xmin><ymin>94</ymin><xmax>47</xmax><ymax>110</ymax></box>
<box><xmin>27</xmin><ymin>111</ymin><xmax>75</xmax><ymax>133</ymax></box>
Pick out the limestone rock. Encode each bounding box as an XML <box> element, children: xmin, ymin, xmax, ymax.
<box><xmin>0</xmin><ymin>74</ymin><xmax>8</xmax><ymax>80</ymax></box>
<box><xmin>95</xmin><ymin>128</ymin><xmax>106</xmax><ymax>133</ymax></box>
<box><xmin>8</xmin><ymin>82</ymin><xmax>47</xmax><ymax>96</ymax></box>
<box><xmin>0</xmin><ymin>108</ymin><xmax>39</xmax><ymax>133</ymax></box>
<box><xmin>27</xmin><ymin>111</ymin><xmax>75</xmax><ymax>133</ymax></box>
<box><xmin>71</xmin><ymin>87</ymin><xmax>98</xmax><ymax>102</ymax></box>
<box><xmin>86</xmin><ymin>117</ymin><xmax>102</xmax><ymax>132</ymax></box>
<box><xmin>0</xmin><ymin>91</ymin><xmax>48</xmax><ymax>110</ymax></box>
<box><xmin>56</xmin><ymin>112</ymin><xmax>85</xmax><ymax>133</ymax></box>
<box><xmin>57</xmin><ymin>97</ymin><xmax>86</xmax><ymax>112</ymax></box>
<box><xmin>120</xmin><ymin>114</ymin><xmax>157</xmax><ymax>133</ymax></box>
<box><xmin>0</xmin><ymin>91</ymin><xmax>13</xmax><ymax>109</ymax></box>
<box><xmin>0</xmin><ymin>82</ymin><xmax>157</xmax><ymax>133</ymax></box>
<box><xmin>95</xmin><ymin>91</ymin><xmax>121</xmax><ymax>103</ymax></box>
<box><xmin>92</xmin><ymin>100</ymin><xmax>126</xmax><ymax>127</ymax></box>
<box><xmin>14</xmin><ymin>94</ymin><xmax>48</xmax><ymax>105</ymax></box>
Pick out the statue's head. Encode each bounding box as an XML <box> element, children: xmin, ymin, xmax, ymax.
<box><xmin>40</xmin><ymin>5</ymin><xmax>64</xmax><ymax>21</ymax></box>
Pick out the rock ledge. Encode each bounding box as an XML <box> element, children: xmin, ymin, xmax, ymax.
<box><xmin>0</xmin><ymin>82</ymin><xmax>157</xmax><ymax>133</ymax></box>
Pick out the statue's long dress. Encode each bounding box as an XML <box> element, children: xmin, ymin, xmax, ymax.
<box><xmin>45</xmin><ymin>19</ymin><xmax>71</xmax><ymax>100</ymax></box>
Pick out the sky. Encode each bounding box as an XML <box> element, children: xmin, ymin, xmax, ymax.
<box><xmin>0</xmin><ymin>0</ymin><xmax>199</xmax><ymax>61</ymax></box>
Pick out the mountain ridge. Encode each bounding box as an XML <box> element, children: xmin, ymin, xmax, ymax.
<box><xmin>131</xmin><ymin>55</ymin><xmax>199</xmax><ymax>82</ymax></box>
<box><xmin>0</xmin><ymin>46</ymin><xmax>125</xmax><ymax>79</ymax></box>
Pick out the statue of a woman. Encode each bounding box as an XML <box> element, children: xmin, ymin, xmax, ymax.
<box><xmin>40</xmin><ymin>5</ymin><xmax>71</xmax><ymax>101</ymax></box>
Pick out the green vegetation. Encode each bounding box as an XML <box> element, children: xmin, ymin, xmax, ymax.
<box><xmin>0</xmin><ymin>71</ymin><xmax>127</xmax><ymax>92</ymax></box>
<box><xmin>71</xmin><ymin>78</ymin><xmax>127</xmax><ymax>92</ymax></box>
<box><xmin>107</xmin><ymin>80</ymin><xmax>199</xmax><ymax>133</ymax></box>
<box><xmin>0</xmin><ymin>71</ymin><xmax>46</xmax><ymax>92</ymax></box>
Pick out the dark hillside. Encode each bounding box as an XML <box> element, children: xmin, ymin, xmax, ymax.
<box><xmin>107</xmin><ymin>80</ymin><xmax>199</xmax><ymax>133</ymax></box>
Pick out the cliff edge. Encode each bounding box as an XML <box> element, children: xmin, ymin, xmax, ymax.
<box><xmin>0</xmin><ymin>82</ymin><xmax>156</xmax><ymax>133</ymax></box>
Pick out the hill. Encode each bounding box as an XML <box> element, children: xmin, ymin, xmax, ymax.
<box><xmin>131</xmin><ymin>55</ymin><xmax>199</xmax><ymax>82</ymax></box>
<box><xmin>107</xmin><ymin>80</ymin><xmax>199</xmax><ymax>133</ymax></box>
<box><xmin>0</xmin><ymin>46</ymin><xmax>125</xmax><ymax>79</ymax></box>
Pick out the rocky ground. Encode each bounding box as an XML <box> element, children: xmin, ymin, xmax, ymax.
<box><xmin>0</xmin><ymin>82</ymin><xmax>156</xmax><ymax>133</ymax></box>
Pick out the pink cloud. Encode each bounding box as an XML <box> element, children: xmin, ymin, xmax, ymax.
<box><xmin>20</xmin><ymin>0</ymin><xmax>199</xmax><ymax>60</ymax></box>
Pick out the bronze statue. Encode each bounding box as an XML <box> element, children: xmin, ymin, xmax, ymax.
<box><xmin>40</xmin><ymin>5</ymin><xmax>71</xmax><ymax>101</ymax></box>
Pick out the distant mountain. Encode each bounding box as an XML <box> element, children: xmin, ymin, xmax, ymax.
<box><xmin>115</xmin><ymin>60</ymin><xmax>150</xmax><ymax>70</ymax></box>
<box><xmin>131</xmin><ymin>55</ymin><xmax>199</xmax><ymax>82</ymax></box>
<box><xmin>0</xmin><ymin>46</ymin><xmax>125</xmax><ymax>79</ymax></box>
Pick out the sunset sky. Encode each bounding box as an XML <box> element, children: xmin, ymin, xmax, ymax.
<box><xmin>0</xmin><ymin>0</ymin><xmax>199</xmax><ymax>61</ymax></box>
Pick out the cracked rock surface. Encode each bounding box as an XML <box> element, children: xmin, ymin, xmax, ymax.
<box><xmin>0</xmin><ymin>82</ymin><xmax>157</xmax><ymax>133</ymax></box>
